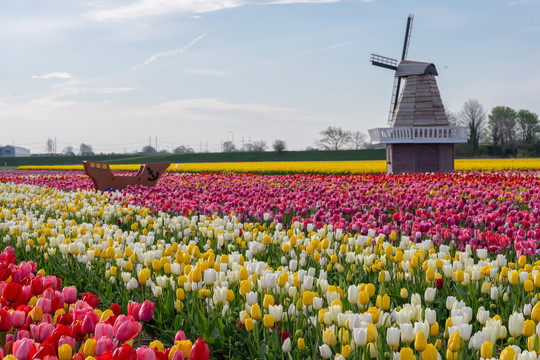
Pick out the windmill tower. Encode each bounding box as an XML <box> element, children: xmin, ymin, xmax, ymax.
<box><xmin>368</xmin><ymin>15</ymin><xmax>467</xmax><ymax>173</ymax></box>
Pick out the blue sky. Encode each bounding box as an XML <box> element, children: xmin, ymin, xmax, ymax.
<box><xmin>1</xmin><ymin>0</ymin><xmax>539</xmax><ymax>154</ymax></box>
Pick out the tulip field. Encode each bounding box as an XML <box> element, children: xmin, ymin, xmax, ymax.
<box><xmin>2</xmin><ymin>167</ymin><xmax>540</xmax><ymax>360</ymax></box>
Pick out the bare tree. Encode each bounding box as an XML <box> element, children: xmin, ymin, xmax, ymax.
<box><xmin>459</xmin><ymin>99</ymin><xmax>487</xmax><ymax>152</ymax></box>
<box><xmin>489</xmin><ymin>106</ymin><xmax>517</xmax><ymax>155</ymax></box>
<box><xmin>46</xmin><ymin>138</ymin><xmax>55</xmax><ymax>154</ymax></box>
<box><xmin>62</xmin><ymin>145</ymin><xmax>75</xmax><ymax>155</ymax></box>
<box><xmin>251</xmin><ymin>140</ymin><xmax>267</xmax><ymax>152</ymax></box>
<box><xmin>80</xmin><ymin>143</ymin><xmax>94</xmax><ymax>155</ymax></box>
<box><xmin>317</xmin><ymin>126</ymin><xmax>352</xmax><ymax>150</ymax></box>
<box><xmin>349</xmin><ymin>131</ymin><xmax>367</xmax><ymax>150</ymax></box>
<box><xmin>517</xmin><ymin>109</ymin><xmax>539</xmax><ymax>145</ymax></box>
<box><xmin>272</xmin><ymin>140</ymin><xmax>287</xmax><ymax>153</ymax></box>
<box><xmin>222</xmin><ymin>141</ymin><xmax>236</xmax><ymax>152</ymax></box>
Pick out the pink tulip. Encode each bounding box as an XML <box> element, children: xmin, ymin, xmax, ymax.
<box><xmin>13</xmin><ymin>338</ymin><xmax>35</xmax><ymax>360</ymax></box>
<box><xmin>95</xmin><ymin>336</ymin><xmax>115</xmax><ymax>356</ymax></box>
<box><xmin>58</xmin><ymin>335</ymin><xmax>76</xmax><ymax>350</ymax></box>
<box><xmin>12</xmin><ymin>310</ymin><xmax>26</xmax><ymax>328</ymax></box>
<box><xmin>139</xmin><ymin>300</ymin><xmax>154</xmax><ymax>322</ymax></box>
<box><xmin>174</xmin><ymin>330</ymin><xmax>187</xmax><ymax>342</ymax></box>
<box><xmin>136</xmin><ymin>346</ymin><xmax>157</xmax><ymax>360</ymax></box>
<box><xmin>113</xmin><ymin>315</ymin><xmax>142</xmax><ymax>342</ymax></box>
<box><xmin>30</xmin><ymin>322</ymin><xmax>53</xmax><ymax>342</ymax></box>
<box><xmin>16</xmin><ymin>330</ymin><xmax>30</xmax><ymax>340</ymax></box>
<box><xmin>62</xmin><ymin>286</ymin><xmax>77</xmax><ymax>304</ymax></box>
<box><xmin>36</xmin><ymin>297</ymin><xmax>52</xmax><ymax>314</ymax></box>
<box><xmin>95</xmin><ymin>322</ymin><xmax>114</xmax><ymax>340</ymax></box>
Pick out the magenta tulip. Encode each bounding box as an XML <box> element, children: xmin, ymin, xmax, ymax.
<box><xmin>139</xmin><ymin>300</ymin><xmax>154</xmax><ymax>322</ymax></box>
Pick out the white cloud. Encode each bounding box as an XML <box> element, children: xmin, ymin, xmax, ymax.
<box><xmin>92</xmin><ymin>87</ymin><xmax>140</xmax><ymax>94</ymax></box>
<box><xmin>31</xmin><ymin>72</ymin><xmax>74</xmax><ymax>80</ymax></box>
<box><xmin>132</xmin><ymin>33</ymin><xmax>207</xmax><ymax>69</ymax></box>
<box><xmin>86</xmin><ymin>0</ymin><xmax>342</xmax><ymax>21</ymax></box>
<box><xmin>183</xmin><ymin>68</ymin><xmax>232</xmax><ymax>77</ymax></box>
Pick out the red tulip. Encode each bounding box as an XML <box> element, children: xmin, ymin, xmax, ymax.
<box><xmin>33</xmin><ymin>342</ymin><xmax>56</xmax><ymax>359</ymax></box>
<box><xmin>110</xmin><ymin>303</ymin><xmax>121</xmax><ymax>317</ymax></box>
<box><xmin>139</xmin><ymin>300</ymin><xmax>154</xmax><ymax>322</ymax></box>
<box><xmin>113</xmin><ymin>344</ymin><xmax>137</xmax><ymax>360</ymax></box>
<box><xmin>189</xmin><ymin>338</ymin><xmax>210</xmax><ymax>360</ymax></box>
<box><xmin>174</xmin><ymin>330</ymin><xmax>187</xmax><ymax>342</ymax></box>
<box><xmin>0</xmin><ymin>309</ymin><xmax>13</xmax><ymax>331</ymax></box>
<box><xmin>72</xmin><ymin>353</ymin><xmax>85</xmax><ymax>360</ymax></box>
<box><xmin>3</xmin><ymin>282</ymin><xmax>25</xmax><ymax>304</ymax></box>
<box><xmin>113</xmin><ymin>315</ymin><xmax>142</xmax><ymax>342</ymax></box>
<box><xmin>127</xmin><ymin>301</ymin><xmax>141</xmax><ymax>321</ymax></box>
<box><xmin>81</xmin><ymin>292</ymin><xmax>100</xmax><ymax>308</ymax></box>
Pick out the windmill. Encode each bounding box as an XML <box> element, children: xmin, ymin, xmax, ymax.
<box><xmin>367</xmin><ymin>15</ymin><xmax>468</xmax><ymax>173</ymax></box>
<box><xmin>371</xmin><ymin>14</ymin><xmax>414</xmax><ymax>124</ymax></box>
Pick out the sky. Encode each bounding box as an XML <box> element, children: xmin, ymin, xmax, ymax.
<box><xmin>1</xmin><ymin>0</ymin><xmax>539</xmax><ymax>154</ymax></box>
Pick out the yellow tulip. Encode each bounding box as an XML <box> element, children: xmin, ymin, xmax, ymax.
<box><xmin>245</xmin><ymin>318</ymin><xmax>254</xmax><ymax>332</ymax></box>
<box><xmin>366</xmin><ymin>323</ymin><xmax>378</xmax><ymax>343</ymax></box>
<box><xmin>426</xmin><ymin>268</ymin><xmax>435</xmax><ymax>282</ymax></box>
<box><xmin>524</xmin><ymin>319</ymin><xmax>535</xmax><ymax>337</ymax></box>
<box><xmin>524</xmin><ymin>279</ymin><xmax>534</xmax><ymax>292</ymax></box>
<box><xmin>500</xmin><ymin>346</ymin><xmax>516</xmax><ymax>360</ymax></box>
<box><xmin>150</xmin><ymin>340</ymin><xmax>165</xmax><ymax>353</ymax></box>
<box><xmin>303</xmin><ymin>291</ymin><xmax>314</xmax><ymax>306</ymax></box>
<box><xmin>532</xmin><ymin>302</ymin><xmax>540</xmax><ymax>322</ymax></box>
<box><xmin>421</xmin><ymin>344</ymin><xmax>437</xmax><ymax>360</ymax></box>
<box><xmin>240</xmin><ymin>280</ymin><xmax>252</xmax><ymax>296</ymax></box>
<box><xmin>400</xmin><ymin>347</ymin><xmax>414</xmax><ymax>360</ymax></box>
<box><xmin>177</xmin><ymin>340</ymin><xmax>193</xmax><ymax>359</ymax></box>
<box><xmin>414</xmin><ymin>331</ymin><xmax>427</xmax><ymax>352</ymax></box>
<box><xmin>480</xmin><ymin>341</ymin><xmax>493</xmax><ymax>359</ymax></box>
<box><xmin>81</xmin><ymin>339</ymin><xmax>96</xmax><ymax>357</ymax></box>
<box><xmin>263</xmin><ymin>314</ymin><xmax>275</xmax><ymax>328</ymax></box>
<box><xmin>251</xmin><ymin>304</ymin><xmax>262</xmax><ymax>320</ymax></box>
<box><xmin>58</xmin><ymin>344</ymin><xmax>72</xmax><ymax>360</ymax></box>
<box><xmin>448</xmin><ymin>330</ymin><xmax>461</xmax><ymax>352</ymax></box>
<box><xmin>297</xmin><ymin>338</ymin><xmax>305</xmax><ymax>351</ymax></box>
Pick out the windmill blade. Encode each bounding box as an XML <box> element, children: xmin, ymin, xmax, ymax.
<box><xmin>388</xmin><ymin>76</ymin><xmax>401</xmax><ymax>124</ymax></box>
<box><xmin>401</xmin><ymin>14</ymin><xmax>414</xmax><ymax>60</ymax></box>
<box><xmin>370</xmin><ymin>54</ymin><xmax>398</xmax><ymax>70</ymax></box>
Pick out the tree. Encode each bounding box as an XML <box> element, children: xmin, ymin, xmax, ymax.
<box><xmin>46</xmin><ymin>138</ymin><xmax>55</xmax><ymax>154</ymax></box>
<box><xmin>272</xmin><ymin>140</ymin><xmax>287</xmax><ymax>153</ymax></box>
<box><xmin>80</xmin><ymin>143</ymin><xmax>93</xmax><ymax>155</ymax></box>
<box><xmin>62</xmin><ymin>146</ymin><xmax>75</xmax><ymax>155</ymax></box>
<box><xmin>173</xmin><ymin>145</ymin><xmax>194</xmax><ymax>154</ymax></box>
<box><xmin>459</xmin><ymin>99</ymin><xmax>487</xmax><ymax>152</ymax></box>
<box><xmin>348</xmin><ymin>131</ymin><xmax>367</xmax><ymax>150</ymax></box>
<box><xmin>488</xmin><ymin>106</ymin><xmax>517</xmax><ymax>155</ymax></box>
<box><xmin>141</xmin><ymin>145</ymin><xmax>157</xmax><ymax>154</ymax></box>
<box><xmin>251</xmin><ymin>140</ymin><xmax>267</xmax><ymax>152</ymax></box>
<box><xmin>516</xmin><ymin>109</ymin><xmax>539</xmax><ymax>145</ymax></box>
<box><xmin>222</xmin><ymin>141</ymin><xmax>236</xmax><ymax>152</ymax></box>
<box><xmin>317</xmin><ymin>126</ymin><xmax>352</xmax><ymax>150</ymax></box>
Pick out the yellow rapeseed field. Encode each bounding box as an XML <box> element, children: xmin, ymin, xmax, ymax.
<box><xmin>18</xmin><ymin>158</ymin><xmax>540</xmax><ymax>174</ymax></box>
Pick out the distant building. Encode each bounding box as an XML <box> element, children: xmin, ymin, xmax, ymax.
<box><xmin>0</xmin><ymin>145</ymin><xmax>31</xmax><ymax>157</ymax></box>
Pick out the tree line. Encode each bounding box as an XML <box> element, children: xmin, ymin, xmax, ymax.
<box><xmin>455</xmin><ymin>100</ymin><xmax>539</xmax><ymax>157</ymax></box>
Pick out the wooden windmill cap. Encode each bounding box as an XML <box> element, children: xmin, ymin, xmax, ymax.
<box><xmin>396</xmin><ymin>60</ymin><xmax>438</xmax><ymax>77</ymax></box>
